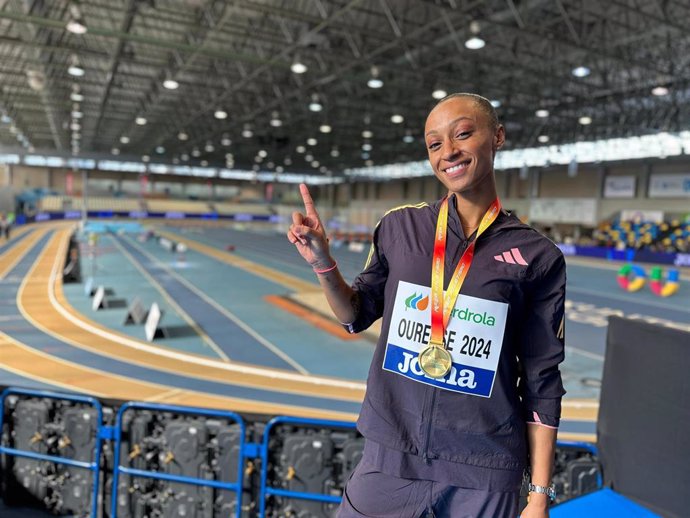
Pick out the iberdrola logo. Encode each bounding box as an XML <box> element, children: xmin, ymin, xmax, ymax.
<box><xmin>405</xmin><ymin>293</ymin><xmax>429</xmax><ymax>311</ymax></box>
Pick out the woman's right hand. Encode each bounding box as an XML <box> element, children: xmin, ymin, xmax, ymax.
<box><xmin>287</xmin><ymin>183</ymin><xmax>333</xmax><ymax>270</ymax></box>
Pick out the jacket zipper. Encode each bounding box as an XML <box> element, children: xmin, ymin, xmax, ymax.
<box><xmin>421</xmin><ymin>387</ymin><xmax>437</xmax><ymax>463</ymax></box>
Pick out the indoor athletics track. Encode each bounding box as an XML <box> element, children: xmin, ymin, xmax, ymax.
<box><xmin>1</xmin><ymin>221</ymin><xmax>689</xmax><ymax>443</ymax></box>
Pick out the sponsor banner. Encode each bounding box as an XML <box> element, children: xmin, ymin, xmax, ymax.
<box><xmin>562</xmin><ymin>245</ymin><xmax>683</xmax><ymax>266</ymax></box>
<box><xmin>604</xmin><ymin>175</ymin><xmax>636</xmax><ymax>198</ymax></box>
<box><xmin>620</xmin><ymin>210</ymin><xmax>664</xmax><ymax>223</ymax></box>
<box><xmin>648</xmin><ymin>173</ymin><xmax>690</xmax><ymax>198</ymax></box>
<box><xmin>528</xmin><ymin>198</ymin><xmax>598</xmax><ymax>225</ymax></box>
<box><xmin>383</xmin><ymin>281</ymin><xmax>508</xmax><ymax>397</ymax></box>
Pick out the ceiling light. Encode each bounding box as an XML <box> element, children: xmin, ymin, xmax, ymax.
<box><xmin>403</xmin><ymin>134</ymin><xmax>415</xmax><ymax>143</ymax></box>
<box><xmin>221</xmin><ymin>134</ymin><xmax>232</xmax><ymax>146</ymax></box>
<box><xmin>319</xmin><ymin>124</ymin><xmax>332</xmax><ymax>133</ymax></box>
<box><xmin>309</xmin><ymin>94</ymin><xmax>323</xmax><ymax>112</ymax></box>
<box><xmin>225</xmin><ymin>153</ymin><xmax>233</xmax><ymax>159</ymax></box>
<box><xmin>162</xmin><ymin>78</ymin><xmax>179</xmax><ymax>90</ymax></box>
<box><xmin>330</xmin><ymin>148</ymin><xmax>340</xmax><ymax>157</ymax></box>
<box><xmin>572</xmin><ymin>66</ymin><xmax>591</xmax><ymax>78</ymax></box>
<box><xmin>266</xmin><ymin>161</ymin><xmax>274</xmax><ymax>169</ymax></box>
<box><xmin>258</xmin><ymin>149</ymin><xmax>268</xmax><ymax>158</ymax></box>
<box><xmin>304</xmin><ymin>154</ymin><xmax>313</xmax><ymax>162</ymax></box>
<box><xmin>284</xmin><ymin>157</ymin><xmax>292</xmax><ymax>165</ymax></box>
<box><xmin>200</xmin><ymin>160</ymin><xmax>208</xmax><ymax>166</ymax></box>
<box><xmin>535</xmin><ymin>109</ymin><xmax>549</xmax><ymax>118</ymax></box>
<box><xmin>135</xmin><ymin>116</ymin><xmax>147</xmax><ymax>126</ymax></box>
<box><xmin>177</xmin><ymin>131</ymin><xmax>188</xmax><ymax>141</ymax></box>
<box><xmin>120</xmin><ymin>136</ymin><xmax>130</xmax><ymax>144</ymax></box>
<box><xmin>276</xmin><ymin>166</ymin><xmax>284</xmax><ymax>173</ymax></box>
<box><xmin>311</xmin><ymin>160</ymin><xmax>320</xmax><ymax>168</ymax></box>
<box><xmin>464</xmin><ymin>36</ymin><xmax>485</xmax><ymax>50</ymax></box>
<box><xmin>142</xmin><ymin>155</ymin><xmax>150</xmax><ymax>162</ymax></box>
<box><xmin>242</xmin><ymin>124</ymin><xmax>253</xmax><ymax>138</ymax></box>
<box><xmin>68</xmin><ymin>64</ymin><xmax>84</xmax><ymax>77</ymax></box>
<box><xmin>320</xmin><ymin>166</ymin><xmax>328</xmax><ymax>173</ymax></box>
<box><xmin>269</xmin><ymin>111</ymin><xmax>282</xmax><ymax>127</ymax></box>
<box><xmin>70</xmin><ymin>92</ymin><xmax>84</xmax><ymax>102</ymax></box>
<box><xmin>432</xmin><ymin>89</ymin><xmax>447</xmax><ymax>100</ymax></box>
<box><xmin>365</xmin><ymin>159</ymin><xmax>374</xmax><ymax>166</ymax></box>
<box><xmin>367</xmin><ymin>77</ymin><xmax>384</xmax><ymax>89</ymax></box>
<box><xmin>361</xmin><ymin>152</ymin><xmax>370</xmax><ymax>159</ymax></box>
<box><xmin>156</xmin><ymin>146</ymin><xmax>165</xmax><ymax>154</ymax></box>
<box><xmin>465</xmin><ymin>21</ymin><xmax>485</xmax><ymax>50</ymax></box>
<box><xmin>391</xmin><ymin>114</ymin><xmax>404</xmax><ymax>124</ymax></box>
<box><xmin>66</xmin><ymin>18</ymin><xmax>87</xmax><ymax>35</ymax></box>
<box><xmin>578</xmin><ymin>116</ymin><xmax>592</xmax><ymax>125</ymax></box>
<box><xmin>204</xmin><ymin>141</ymin><xmax>214</xmax><ymax>152</ymax></box>
<box><xmin>362</xmin><ymin>130</ymin><xmax>373</xmax><ymax>139</ymax></box>
<box><xmin>296</xmin><ymin>145</ymin><xmax>306</xmax><ymax>153</ymax></box>
<box><xmin>214</xmin><ymin>108</ymin><xmax>228</xmax><ymax>120</ymax></box>
<box><xmin>173</xmin><ymin>158</ymin><xmax>180</xmax><ymax>164</ymax></box>
<box><xmin>68</xmin><ymin>54</ymin><xmax>84</xmax><ymax>77</ymax></box>
<box><xmin>255</xmin><ymin>156</ymin><xmax>263</xmax><ymax>163</ymax></box>
<box><xmin>367</xmin><ymin>66</ymin><xmax>383</xmax><ymax>89</ymax></box>
<box><xmin>1</xmin><ymin>114</ymin><xmax>11</xmax><ymax>124</ymax></box>
<box><xmin>291</xmin><ymin>58</ymin><xmax>307</xmax><ymax>74</ymax></box>
<box><xmin>252</xmin><ymin>165</ymin><xmax>260</xmax><ymax>171</ymax></box>
<box><xmin>490</xmin><ymin>99</ymin><xmax>501</xmax><ymax>108</ymax></box>
<box><xmin>71</xmin><ymin>132</ymin><xmax>81</xmax><ymax>140</ymax></box>
<box><xmin>191</xmin><ymin>148</ymin><xmax>201</xmax><ymax>157</ymax></box>
<box><xmin>362</xmin><ymin>143</ymin><xmax>372</xmax><ymax>151</ymax></box>
<box><xmin>537</xmin><ymin>135</ymin><xmax>549</xmax><ymax>143</ymax></box>
<box><xmin>66</xmin><ymin>4</ymin><xmax>87</xmax><ymax>34</ymax></box>
<box><xmin>307</xmin><ymin>138</ymin><xmax>317</xmax><ymax>146</ymax></box>
<box><xmin>181</xmin><ymin>153</ymin><xmax>189</xmax><ymax>161</ymax></box>
<box><xmin>70</xmin><ymin>122</ymin><xmax>81</xmax><ymax>131</ymax></box>
<box><xmin>651</xmin><ymin>86</ymin><xmax>669</xmax><ymax>96</ymax></box>
<box><xmin>111</xmin><ymin>148</ymin><xmax>120</xmax><ymax>155</ymax></box>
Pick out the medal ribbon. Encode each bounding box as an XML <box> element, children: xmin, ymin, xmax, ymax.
<box><xmin>429</xmin><ymin>196</ymin><xmax>502</xmax><ymax>346</ymax></box>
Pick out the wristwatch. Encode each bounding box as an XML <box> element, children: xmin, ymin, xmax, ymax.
<box><xmin>528</xmin><ymin>483</ymin><xmax>556</xmax><ymax>502</ymax></box>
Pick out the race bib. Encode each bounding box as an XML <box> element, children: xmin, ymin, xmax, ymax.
<box><xmin>382</xmin><ymin>280</ymin><xmax>508</xmax><ymax>397</ymax></box>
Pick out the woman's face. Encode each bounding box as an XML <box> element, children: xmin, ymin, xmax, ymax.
<box><xmin>424</xmin><ymin>97</ymin><xmax>504</xmax><ymax>198</ymax></box>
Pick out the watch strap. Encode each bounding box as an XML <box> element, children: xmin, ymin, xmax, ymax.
<box><xmin>528</xmin><ymin>483</ymin><xmax>556</xmax><ymax>501</ymax></box>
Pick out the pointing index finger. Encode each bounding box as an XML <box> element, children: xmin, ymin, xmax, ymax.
<box><xmin>299</xmin><ymin>183</ymin><xmax>317</xmax><ymax>216</ymax></box>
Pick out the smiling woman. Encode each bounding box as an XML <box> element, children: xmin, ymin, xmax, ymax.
<box><xmin>287</xmin><ymin>93</ymin><xmax>567</xmax><ymax>518</ymax></box>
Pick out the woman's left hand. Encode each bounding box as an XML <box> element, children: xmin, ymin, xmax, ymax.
<box><xmin>520</xmin><ymin>499</ymin><xmax>549</xmax><ymax>518</ymax></box>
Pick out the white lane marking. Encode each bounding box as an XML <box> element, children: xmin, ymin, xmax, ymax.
<box><xmin>566</xmin><ymin>346</ymin><xmax>604</xmax><ymax>361</ymax></box>
<box><xmin>46</xmin><ymin>231</ymin><xmax>367</xmax><ymax>392</ymax></box>
<box><xmin>123</xmin><ymin>235</ymin><xmax>310</xmax><ymax>374</ymax></box>
<box><xmin>568</xmin><ymin>286</ymin><xmax>690</xmax><ymax>313</ymax></box>
<box><xmin>109</xmin><ymin>234</ymin><xmax>230</xmax><ymax>362</ymax></box>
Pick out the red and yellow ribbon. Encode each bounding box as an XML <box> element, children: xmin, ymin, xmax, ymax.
<box><xmin>429</xmin><ymin>196</ymin><xmax>502</xmax><ymax>346</ymax></box>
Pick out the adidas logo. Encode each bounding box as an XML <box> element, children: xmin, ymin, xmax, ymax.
<box><xmin>494</xmin><ymin>248</ymin><xmax>528</xmax><ymax>266</ymax></box>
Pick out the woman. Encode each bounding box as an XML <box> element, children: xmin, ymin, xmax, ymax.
<box><xmin>288</xmin><ymin>93</ymin><xmax>566</xmax><ymax>518</ymax></box>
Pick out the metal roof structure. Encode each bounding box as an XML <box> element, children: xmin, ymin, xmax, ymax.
<box><xmin>0</xmin><ymin>0</ymin><xmax>688</xmax><ymax>176</ymax></box>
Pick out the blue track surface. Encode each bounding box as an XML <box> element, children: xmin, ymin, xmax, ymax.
<box><xmin>113</xmin><ymin>234</ymin><xmax>300</xmax><ymax>371</ymax></box>
<box><xmin>0</xmin><ymin>230</ymin><xmax>362</xmax><ymax>414</ymax></box>
<box><xmin>551</xmin><ymin>489</ymin><xmax>661</xmax><ymax>517</ymax></box>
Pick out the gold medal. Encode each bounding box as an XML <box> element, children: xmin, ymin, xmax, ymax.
<box><xmin>419</xmin><ymin>342</ymin><xmax>452</xmax><ymax>378</ymax></box>
<box><xmin>419</xmin><ymin>196</ymin><xmax>502</xmax><ymax>381</ymax></box>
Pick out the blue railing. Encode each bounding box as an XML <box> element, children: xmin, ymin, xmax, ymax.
<box><xmin>0</xmin><ymin>387</ymin><xmax>104</xmax><ymax>518</ymax></box>
<box><xmin>258</xmin><ymin>415</ymin><xmax>357</xmax><ymax>518</ymax></box>
<box><xmin>110</xmin><ymin>401</ymin><xmax>246</xmax><ymax>518</ymax></box>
